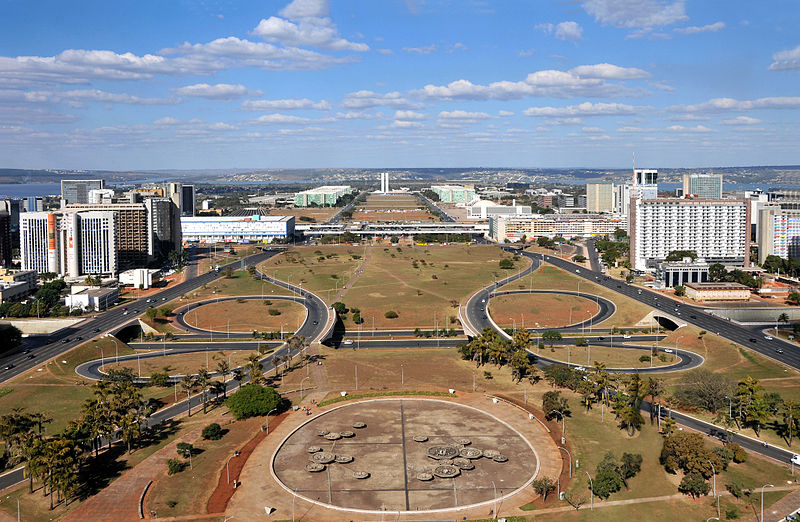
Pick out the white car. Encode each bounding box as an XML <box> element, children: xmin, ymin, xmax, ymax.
<box><xmin>663</xmin><ymin>348</ymin><xmax>674</xmax><ymax>353</ymax></box>
<box><xmin>343</xmin><ymin>339</ymin><xmax>354</xmax><ymax>345</ymax></box>
<box><xmin>573</xmin><ymin>366</ymin><xmax>585</xmax><ymax>372</ymax></box>
<box><xmin>792</xmin><ymin>454</ymin><xmax>800</xmax><ymax>466</ymax></box>
<box><xmin>623</xmin><ymin>334</ymin><xmax>631</xmax><ymax>339</ymax></box>
<box><xmin>764</xmin><ymin>335</ymin><xmax>773</xmax><ymax>340</ymax></box>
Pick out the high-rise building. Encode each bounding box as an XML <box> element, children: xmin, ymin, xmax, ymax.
<box><xmin>181</xmin><ymin>185</ymin><xmax>195</xmax><ymax>217</ymax></box>
<box><xmin>66</xmin><ymin>203</ymin><xmax>149</xmax><ymax>268</ymax></box>
<box><xmin>489</xmin><ymin>214</ymin><xmax>627</xmax><ymax>242</ymax></box>
<box><xmin>25</xmin><ymin>196</ymin><xmax>44</xmax><ymax>212</ymax></box>
<box><xmin>61</xmin><ymin>179</ymin><xmax>104</xmax><ymax>205</ymax></box>
<box><xmin>634</xmin><ymin>169</ymin><xmax>658</xmax><ymax>185</ymax></box>
<box><xmin>0</xmin><ymin>213</ymin><xmax>11</xmax><ymax>267</ymax></box>
<box><xmin>0</xmin><ymin>200</ymin><xmax>22</xmax><ymax>249</ymax></box>
<box><xmin>294</xmin><ymin>186</ymin><xmax>352</xmax><ymax>207</ymax></box>
<box><xmin>630</xmin><ymin>198</ymin><xmax>750</xmax><ymax>271</ymax></box>
<box><xmin>586</xmin><ymin>182</ymin><xmax>615</xmax><ymax>213</ymax></box>
<box><xmin>20</xmin><ymin>212</ymin><xmax>60</xmax><ymax>275</ymax></box>
<box><xmin>757</xmin><ymin>206</ymin><xmax>800</xmax><ymax>264</ymax></box>
<box><xmin>75</xmin><ymin>211</ymin><xmax>117</xmax><ymax>275</ymax></box>
<box><xmin>88</xmin><ymin>189</ymin><xmax>115</xmax><ymax>204</ymax></box>
<box><xmin>145</xmin><ymin>198</ymin><xmax>181</xmax><ymax>259</ymax></box>
<box><xmin>683</xmin><ymin>173</ymin><xmax>723</xmax><ymax>199</ymax></box>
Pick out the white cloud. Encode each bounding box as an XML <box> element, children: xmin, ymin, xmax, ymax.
<box><xmin>536</xmin><ymin>21</ymin><xmax>583</xmax><ymax>41</ymax></box>
<box><xmin>665</xmin><ymin>124</ymin><xmax>713</xmax><ymax>132</ymax></box>
<box><xmin>413</xmin><ymin>65</ymin><xmax>646</xmax><ymax>101</ymax></box>
<box><xmin>252</xmin><ymin>0</ymin><xmax>368</xmax><ymax>52</ymax></box>
<box><xmin>555</xmin><ymin>22</ymin><xmax>584</xmax><ymax>41</ymax></box>
<box><xmin>172</xmin><ymin>83</ymin><xmax>260</xmax><ymax>100</ymax></box>
<box><xmin>769</xmin><ymin>45</ymin><xmax>800</xmax><ymax>71</ymax></box>
<box><xmin>438</xmin><ymin>110</ymin><xmax>493</xmax><ymax>120</ymax></box>
<box><xmin>402</xmin><ymin>45</ymin><xmax>437</xmax><ymax>54</ymax></box>
<box><xmin>498</xmin><ymin>110</ymin><xmax>514</xmax><ymax>117</ymax></box>
<box><xmin>391</xmin><ymin>120</ymin><xmax>423</xmax><ymax>129</ymax></box>
<box><xmin>674</xmin><ymin>21</ymin><xmax>725</xmax><ymax>34</ymax></box>
<box><xmin>154</xmin><ymin>117</ymin><xmax>181</xmax><ymax>125</ymax></box>
<box><xmin>334</xmin><ymin>111</ymin><xmax>382</xmax><ymax>120</ymax></box>
<box><xmin>377</xmin><ymin>49</ymin><xmax>394</xmax><ymax>55</ymax></box>
<box><xmin>523</xmin><ymin>102</ymin><xmax>642</xmax><ymax>117</ymax></box>
<box><xmin>721</xmin><ymin>116</ymin><xmax>762</xmax><ymax>125</ymax></box>
<box><xmin>582</xmin><ymin>126</ymin><xmax>605</xmax><ymax>132</ymax></box>
<box><xmin>671</xmin><ymin>96</ymin><xmax>800</xmax><ymax>113</ymax></box>
<box><xmin>570</xmin><ymin>63</ymin><xmax>650</xmax><ymax>79</ymax></box>
<box><xmin>582</xmin><ymin>0</ymin><xmax>688</xmax><ymax>29</ymax></box>
<box><xmin>242</xmin><ymin>98</ymin><xmax>330</xmax><ymax>111</ymax></box>
<box><xmin>341</xmin><ymin>90</ymin><xmax>423</xmax><ymax>109</ymax></box>
<box><xmin>251</xmin><ymin>113</ymin><xmax>311</xmax><ymax>124</ymax></box>
<box><xmin>24</xmin><ymin>88</ymin><xmax>177</xmax><ymax>105</ymax></box>
<box><xmin>394</xmin><ymin>110</ymin><xmax>426</xmax><ymax>120</ymax></box>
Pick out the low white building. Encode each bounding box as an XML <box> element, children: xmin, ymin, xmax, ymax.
<box><xmin>467</xmin><ymin>200</ymin><xmax>532</xmax><ymax>219</ymax></box>
<box><xmin>181</xmin><ymin>215</ymin><xmax>295</xmax><ymax>243</ymax></box>
<box><xmin>119</xmin><ymin>268</ymin><xmax>158</xmax><ymax>289</ymax></box>
<box><xmin>489</xmin><ymin>214</ymin><xmax>627</xmax><ymax>242</ymax></box>
<box><xmin>65</xmin><ymin>286</ymin><xmax>118</xmax><ymax>311</ymax></box>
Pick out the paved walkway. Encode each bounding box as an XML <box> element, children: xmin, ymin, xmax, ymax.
<box><xmin>64</xmin><ymin>427</ymin><xmax>204</xmax><ymax>522</ymax></box>
<box><xmin>225</xmin><ymin>391</ymin><xmax>561</xmax><ymax>521</ymax></box>
<box><xmin>766</xmin><ymin>484</ymin><xmax>800</xmax><ymax>522</ymax></box>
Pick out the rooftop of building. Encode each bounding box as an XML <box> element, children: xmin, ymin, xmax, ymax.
<box><xmin>685</xmin><ymin>282</ymin><xmax>750</xmax><ymax>290</ymax></box>
<box><xmin>71</xmin><ymin>286</ymin><xmax>117</xmax><ymax>297</ymax></box>
<box><xmin>296</xmin><ymin>186</ymin><xmax>351</xmax><ymax>194</ymax></box>
<box><xmin>180</xmin><ymin>215</ymin><xmax>293</xmax><ymax>223</ymax></box>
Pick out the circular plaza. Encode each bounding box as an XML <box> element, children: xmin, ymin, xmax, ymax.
<box><xmin>270</xmin><ymin>398</ymin><xmax>542</xmax><ymax>514</ymax></box>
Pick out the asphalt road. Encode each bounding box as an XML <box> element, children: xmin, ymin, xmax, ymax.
<box><xmin>0</xmin><ymin>248</ymin><xmax>283</xmax><ymax>385</ymax></box>
<box><xmin>414</xmin><ymin>191</ymin><xmax>455</xmax><ymax>222</ymax></box>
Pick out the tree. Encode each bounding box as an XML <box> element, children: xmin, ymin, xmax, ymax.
<box><xmin>225</xmin><ymin>384</ymin><xmax>283</xmax><ymax>420</ymax></box>
<box><xmin>708</xmin><ymin>263</ymin><xmax>728</xmax><ymax>282</ymax></box>
<box><xmin>245</xmin><ymin>354</ymin><xmax>264</xmax><ymax>385</ymax></box>
<box><xmin>177</xmin><ymin>442</ymin><xmax>194</xmax><ymax>458</ymax></box>
<box><xmin>0</xmin><ymin>324</ymin><xmax>23</xmax><ymax>353</ymax></box>
<box><xmin>532</xmin><ymin>476</ymin><xmax>556</xmax><ymax>501</ymax></box>
<box><xmin>196</xmin><ymin>368</ymin><xmax>211</xmax><ymax>414</ymax></box>
<box><xmin>149</xmin><ymin>371</ymin><xmax>169</xmax><ymax>387</ymax></box>
<box><xmin>216</xmin><ymin>359</ymin><xmax>231</xmax><ymax>399</ymax></box>
<box><xmin>788</xmin><ymin>291</ymin><xmax>800</xmax><ymax>306</ymax></box>
<box><xmin>620</xmin><ymin>453</ymin><xmax>642</xmax><ymax>486</ymax></box>
<box><xmin>180</xmin><ymin>374</ymin><xmax>196</xmax><ymax>417</ymax></box>
<box><xmin>779</xmin><ymin>312</ymin><xmax>790</xmax><ymax>323</ymax></box>
<box><xmin>499</xmin><ymin>258</ymin><xmax>514</xmax><ymax>269</ymax></box>
<box><xmin>678</xmin><ymin>472</ymin><xmax>710</xmax><ymax>498</ymax></box>
<box><xmin>145</xmin><ymin>307</ymin><xmax>158</xmax><ymax>321</ymax></box>
<box><xmin>509</xmin><ymin>349</ymin><xmax>532</xmax><ymax>383</ymax></box>
<box><xmin>542</xmin><ymin>330</ymin><xmax>563</xmax><ymax>346</ymax></box>
<box><xmin>660</xmin><ymin>431</ymin><xmax>717</xmax><ymax>477</ymax></box>
<box><xmin>782</xmin><ymin>400</ymin><xmax>799</xmax><ymax>446</ymax></box>
<box><xmin>384</xmin><ymin>310</ymin><xmax>398</xmax><ymax>319</ymax></box>
<box><xmin>542</xmin><ymin>391</ymin><xmax>570</xmax><ymax>421</ymax></box>
<box><xmin>167</xmin><ymin>458</ymin><xmax>185</xmax><ymax>475</ymax></box>
<box><xmin>675</xmin><ymin>369</ymin><xmax>736</xmax><ymax>414</ymax></box>
<box><xmin>331</xmin><ymin>301</ymin><xmax>348</xmax><ymax>314</ymax></box>
<box><xmin>573</xmin><ymin>254</ymin><xmax>586</xmax><ymax>263</ymax></box>
<box><xmin>575</xmin><ymin>337</ymin><xmax>588</xmax><ymax>347</ymax></box>
<box><xmin>202</xmin><ymin>423</ymin><xmax>223</xmax><ymax>440</ymax></box>
<box><xmin>593</xmin><ymin>453</ymin><xmax>623</xmax><ymax>499</ymax></box>
<box><xmin>674</xmin><ymin>285</ymin><xmax>686</xmax><ymax>297</ymax></box>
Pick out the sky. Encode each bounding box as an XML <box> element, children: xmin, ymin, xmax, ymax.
<box><xmin>0</xmin><ymin>0</ymin><xmax>798</xmax><ymax>170</ymax></box>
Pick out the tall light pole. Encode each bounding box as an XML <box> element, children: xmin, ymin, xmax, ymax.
<box><xmin>761</xmin><ymin>483</ymin><xmax>774</xmax><ymax>522</ymax></box>
<box><xmin>265</xmin><ymin>407</ymin><xmax>278</xmax><ymax>433</ymax></box>
<box><xmin>558</xmin><ymin>446</ymin><xmax>572</xmax><ymax>477</ymax></box>
<box><xmin>300</xmin><ymin>377</ymin><xmax>310</xmax><ymax>401</ymax></box>
<box><xmin>490</xmin><ymin>480</ymin><xmax>497</xmax><ymax>518</ymax></box>
<box><xmin>585</xmin><ymin>471</ymin><xmax>593</xmax><ymax>510</ymax></box>
<box><xmin>708</xmin><ymin>459</ymin><xmax>718</xmax><ymax>519</ymax></box>
<box><xmin>106</xmin><ymin>334</ymin><xmax>119</xmax><ymax>364</ymax></box>
<box><xmin>226</xmin><ymin>451</ymin><xmax>240</xmax><ymax>484</ymax></box>
<box><xmin>551</xmin><ymin>409</ymin><xmax>566</xmax><ymax>437</ymax></box>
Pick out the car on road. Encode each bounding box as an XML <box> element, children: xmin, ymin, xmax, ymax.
<box><xmin>94</xmin><ymin>328</ymin><xmax>100</xmax><ymax>332</ymax></box>
<box><xmin>22</xmin><ymin>349</ymin><xmax>30</xmax><ymax>354</ymax></box>
<box><xmin>573</xmin><ymin>366</ymin><xmax>585</xmax><ymax>372</ymax></box>
<box><xmin>792</xmin><ymin>454</ymin><xmax>800</xmax><ymax>466</ymax></box>
<box><xmin>343</xmin><ymin>339</ymin><xmax>354</xmax><ymax>345</ymax></box>
<box><xmin>312</xmin><ymin>320</ymin><xmax>318</xmax><ymax>325</ymax></box>
<box><xmin>26</xmin><ymin>354</ymin><xmax>35</xmax><ymax>359</ymax></box>
<box><xmin>664</xmin><ymin>348</ymin><xmax>674</xmax><ymax>353</ymax></box>
<box><xmin>162</xmin><ymin>297</ymin><xmax>167</xmax><ymax>301</ymax></box>
<box><xmin>123</xmin><ymin>311</ymin><xmax>129</xmax><ymax>315</ymax></box>
<box><xmin>75</xmin><ymin>336</ymin><xmax>82</xmax><ymax>341</ymax></box>
<box><xmin>690</xmin><ymin>315</ymin><xmax>696</xmax><ymax>319</ymax></box>
<box><xmin>623</xmin><ymin>334</ymin><xmax>631</xmax><ymax>339</ymax></box>
<box><xmin>61</xmin><ymin>338</ymin><xmax>70</xmax><ymax>343</ymax></box>
<box><xmin>750</xmin><ymin>338</ymin><xmax>757</xmax><ymax>343</ymax></box>
<box><xmin>764</xmin><ymin>335</ymin><xmax>773</xmax><ymax>340</ymax></box>
<box><xmin>776</xmin><ymin>348</ymin><xmax>784</xmax><ymax>354</ymax></box>
<box><xmin>146</xmin><ymin>299</ymin><xmax>153</xmax><ymax>303</ymax></box>
<box><xmin>3</xmin><ymin>364</ymin><xmax>13</xmax><ymax>371</ymax></box>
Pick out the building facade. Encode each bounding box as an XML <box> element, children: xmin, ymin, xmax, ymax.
<box><xmin>0</xmin><ymin>213</ymin><xmax>11</xmax><ymax>267</ymax></box>
<box><xmin>630</xmin><ymin>198</ymin><xmax>750</xmax><ymax>271</ymax></box>
<box><xmin>294</xmin><ymin>186</ymin><xmax>352</xmax><ymax>207</ymax></box>
<box><xmin>75</xmin><ymin>211</ymin><xmax>117</xmax><ymax>276</ymax></box>
<box><xmin>683</xmin><ymin>173</ymin><xmax>723</xmax><ymax>199</ymax></box>
<box><xmin>757</xmin><ymin>206</ymin><xmax>800</xmax><ymax>264</ymax></box>
<box><xmin>586</xmin><ymin>182</ymin><xmax>614</xmax><ymax>213</ymax></box>
<box><xmin>489</xmin><ymin>214</ymin><xmax>627</xmax><ymax>242</ymax></box>
<box><xmin>181</xmin><ymin>185</ymin><xmax>195</xmax><ymax>217</ymax></box>
<box><xmin>61</xmin><ymin>179</ymin><xmax>104</xmax><ymax>205</ymax></box>
<box><xmin>684</xmin><ymin>282</ymin><xmax>750</xmax><ymax>302</ymax></box>
<box><xmin>67</xmin><ymin>203</ymin><xmax>151</xmax><ymax>268</ymax></box>
<box><xmin>181</xmin><ymin>215</ymin><xmax>295</xmax><ymax>243</ymax></box>
<box><xmin>430</xmin><ymin>185</ymin><xmax>476</xmax><ymax>204</ymax></box>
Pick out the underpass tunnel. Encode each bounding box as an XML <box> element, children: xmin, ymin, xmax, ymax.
<box><xmin>653</xmin><ymin>315</ymin><xmax>681</xmax><ymax>331</ymax></box>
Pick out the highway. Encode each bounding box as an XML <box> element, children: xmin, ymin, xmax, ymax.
<box><xmin>0</xmin><ymin>248</ymin><xmax>284</xmax><ymax>385</ymax></box>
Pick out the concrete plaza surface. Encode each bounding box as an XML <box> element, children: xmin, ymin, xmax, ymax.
<box><xmin>227</xmin><ymin>394</ymin><xmax>561</xmax><ymax>521</ymax></box>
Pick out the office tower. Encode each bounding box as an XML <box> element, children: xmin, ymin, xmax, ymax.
<box><xmin>294</xmin><ymin>186</ymin><xmax>353</xmax><ymax>207</ymax></box>
<box><xmin>634</xmin><ymin>169</ymin><xmax>658</xmax><ymax>185</ymax></box>
<box><xmin>66</xmin><ymin>203</ymin><xmax>149</xmax><ymax>268</ymax></box>
<box><xmin>61</xmin><ymin>179</ymin><xmax>104</xmax><ymax>205</ymax></box>
<box><xmin>88</xmin><ymin>189</ymin><xmax>115</xmax><ymax>204</ymax></box>
<box><xmin>683</xmin><ymin>173</ymin><xmax>723</xmax><ymax>199</ymax></box>
<box><xmin>757</xmin><ymin>206</ymin><xmax>800</xmax><ymax>264</ymax></box>
<box><xmin>586</xmin><ymin>182</ymin><xmax>614</xmax><ymax>213</ymax></box>
<box><xmin>0</xmin><ymin>213</ymin><xmax>11</xmax><ymax>267</ymax></box>
<box><xmin>630</xmin><ymin>198</ymin><xmax>749</xmax><ymax>271</ymax></box>
<box><xmin>74</xmin><ymin>211</ymin><xmax>117</xmax><ymax>276</ymax></box>
<box><xmin>25</xmin><ymin>196</ymin><xmax>44</xmax><ymax>212</ymax></box>
<box><xmin>181</xmin><ymin>185</ymin><xmax>195</xmax><ymax>217</ymax></box>
<box><xmin>0</xmin><ymin>200</ymin><xmax>21</xmax><ymax>249</ymax></box>
<box><xmin>20</xmin><ymin>212</ymin><xmax>58</xmax><ymax>274</ymax></box>
<box><xmin>145</xmin><ymin>198</ymin><xmax>181</xmax><ymax>259</ymax></box>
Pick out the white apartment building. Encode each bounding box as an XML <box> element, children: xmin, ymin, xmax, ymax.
<box><xmin>630</xmin><ymin>198</ymin><xmax>750</xmax><ymax>271</ymax></box>
<box><xmin>181</xmin><ymin>215</ymin><xmax>295</xmax><ymax>243</ymax></box>
<box><xmin>757</xmin><ymin>206</ymin><xmax>800</xmax><ymax>264</ymax></box>
<box><xmin>489</xmin><ymin>214</ymin><xmax>627</xmax><ymax>242</ymax></box>
<box><xmin>586</xmin><ymin>182</ymin><xmax>615</xmax><ymax>213</ymax></box>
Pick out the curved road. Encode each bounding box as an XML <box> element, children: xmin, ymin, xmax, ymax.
<box><xmin>174</xmin><ymin>295</ymin><xmax>313</xmax><ymax>336</ymax></box>
<box><xmin>485</xmin><ymin>289</ymin><xmax>617</xmax><ymax>333</ymax></box>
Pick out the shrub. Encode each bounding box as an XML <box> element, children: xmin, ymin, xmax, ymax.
<box><xmin>384</xmin><ymin>311</ymin><xmax>398</xmax><ymax>319</ymax></box>
<box><xmin>263</xmin><ymin>299</ymin><xmax>272</xmax><ymax>305</ymax></box>
<box><xmin>150</xmin><ymin>371</ymin><xmax>169</xmax><ymax>387</ymax></box>
<box><xmin>678</xmin><ymin>472</ymin><xmax>710</xmax><ymax>498</ymax></box>
<box><xmin>167</xmin><ymin>459</ymin><xmax>185</xmax><ymax>475</ymax></box>
<box><xmin>202</xmin><ymin>423</ymin><xmax>223</xmax><ymax>440</ymax></box>
<box><xmin>639</xmin><ymin>355</ymin><xmax>651</xmax><ymax>363</ymax></box>
<box><xmin>176</xmin><ymin>442</ymin><xmax>194</xmax><ymax>458</ymax></box>
<box><xmin>226</xmin><ymin>384</ymin><xmax>283</xmax><ymax>420</ymax></box>
<box><xmin>268</xmin><ymin>308</ymin><xmax>281</xmax><ymax>316</ymax></box>
<box><xmin>166</xmin><ymin>500</ymin><xmax>178</xmax><ymax>508</ymax></box>
<box><xmin>712</xmin><ymin>446</ymin><xmax>733</xmax><ymax>470</ymax></box>
<box><xmin>727</xmin><ymin>443</ymin><xmax>748</xmax><ymax>463</ymax></box>
<box><xmin>725</xmin><ymin>507</ymin><xmax>739</xmax><ymax>519</ymax></box>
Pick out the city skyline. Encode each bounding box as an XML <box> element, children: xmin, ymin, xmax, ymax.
<box><xmin>0</xmin><ymin>0</ymin><xmax>798</xmax><ymax>170</ymax></box>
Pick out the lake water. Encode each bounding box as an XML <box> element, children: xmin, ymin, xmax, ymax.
<box><xmin>0</xmin><ymin>183</ymin><xmax>61</xmax><ymax>199</ymax></box>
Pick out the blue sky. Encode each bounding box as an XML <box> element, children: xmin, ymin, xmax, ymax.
<box><xmin>0</xmin><ymin>0</ymin><xmax>798</xmax><ymax>170</ymax></box>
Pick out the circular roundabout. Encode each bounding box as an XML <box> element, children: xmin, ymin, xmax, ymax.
<box><xmin>270</xmin><ymin>398</ymin><xmax>541</xmax><ymax>514</ymax></box>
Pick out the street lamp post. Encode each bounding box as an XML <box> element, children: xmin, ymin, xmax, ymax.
<box><xmin>107</xmin><ymin>334</ymin><xmax>119</xmax><ymax>364</ymax></box>
<box><xmin>761</xmin><ymin>483</ymin><xmax>774</xmax><ymax>522</ymax></box>
<box><xmin>551</xmin><ymin>409</ymin><xmax>566</xmax><ymax>438</ymax></box>
<box><xmin>585</xmin><ymin>471</ymin><xmax>593</xmax><ymax>510</ymax></box>
<box><xmin>300</xmin><ymin>377</ymin><xmax>310</xmax><ymax>401</ymax></box>
<box><xmin>558</xmin><ymin>446</ymin><xmax>572</xmax><ymax>477</ymax></box>
<box><xmin>226</xmin><ymin>451</ymin><xmax>240</xmax><ymax>484</ymax></box>
<box><xmin>708</xmin><ymin>459</ymin><xmax>719</xmax><ymax>519</ymax></box>
<box><xmin>490</xmin><ymin>480</ymin><xmax>497</xmax><ymax>518</ymax></box>
<box><xmin>265</xmin><ymin>407</ymin><xmax>278</xmax><ymax>433</ymax></box>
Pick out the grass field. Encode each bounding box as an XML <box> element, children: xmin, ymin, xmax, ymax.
<box><xmin>258</xmin><ymin>245</ymin><xmax>363</xmax><ymax>304</ymax></box>
<box><xmin>186</xmin><ymin>298</ymin><xmax>306</xmax><ymax>333</ymax></box>
<box><xmin>337</xmin><ymin>244</ymin><xmax>519</xmax><ymax>329</ymax></box>
<box><xmin>500</xmin><ymin>264</ymin><xmax>652</xmax><ymax>328</ymax></box>
<box><xmin>490</xmin><ymin>293</ymin><xmax>600</xmax><ymax>329</ymax></box>
<box><xmin>178</xmin><ymin>270</ymin><xmax>287</xmax><ymax>303</ymax></box>
<box><xmin>534</xmin><ymin>344</ymin><xmax>673</xmax><ymax>369</ymax></box>
<box><xmin>104</xmin><ymin>349</ymin><xmax>257</xmax><ymax>377</ymax></box>
<box><xmin>265</xmin><ymin>206</ymin><xmax>337</xmax><ymax>222</ymax></box>
<box><xmin>0</xmin><ymin>337</ymin><xmax>165</xmax><ymax>433</ymax></box>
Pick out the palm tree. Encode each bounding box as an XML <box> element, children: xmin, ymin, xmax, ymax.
<box><xmin>216</xmin><ymin>360</ymin><xmax>231</xmax><ymax>399</ymax></box>
<box><xmin>246</xmin><ymin>354</ymin><xmax>264</xmax><ymax>384</ymax></box>
<box><xmin>646</xmin><ymin>377</ymin><xmax>665</xmax><ymax>428</ymax></box>
<box><xmin>180</xmin><ymin>374</ymin><xmax>196</xmax><ymax>417</ymax></box>
<box><xmin>196</xmin><ymin>368</ymin><xmax>211</xmax><ymax>414</ymax></box>
<box><xmin>782</xmin><ymin>400</ymin><xmax>798</xmax><ymax>446</ymax></box>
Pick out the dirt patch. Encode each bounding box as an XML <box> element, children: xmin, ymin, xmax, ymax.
<box><xmin>206</xmin><ymin>411</ymin><xmax>290</xmax><ymax>514</ymax></box>
<box><xmin>489</xmin><ymin>293</ymin><xmax>600</xmax><ymax>329</ymax></box>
